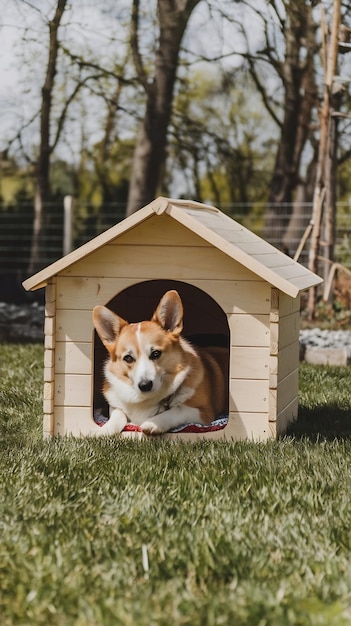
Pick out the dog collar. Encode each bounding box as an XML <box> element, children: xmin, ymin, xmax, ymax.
<box><xmin>158</xmin><ymin>394</ymin><xmax>172</xmax><ymax>413</ymax></box>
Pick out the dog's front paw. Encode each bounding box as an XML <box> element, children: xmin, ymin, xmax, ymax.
<box><xmin>94</xmin><ymin>409</ymin><xmax>127</xmax><ymax>436</ymax></box>
<box><xmin>141</xmin><ymin>420</ymin><xmax>163</xmax><ymax>436</ymax></box>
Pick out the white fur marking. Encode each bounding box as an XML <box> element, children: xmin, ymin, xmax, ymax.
<box><xmin>141</xmin><ymin>406</ymin><xmax>201</xmax><ymax>435</ymax></box>
<box><xmin>91</xmin><ymin>408</ymin><xmax>127</xmax><ymax>436</ymax></box>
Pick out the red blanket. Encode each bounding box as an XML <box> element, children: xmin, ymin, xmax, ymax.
<box><xmin>94</xmin><ymin>410</ymin><xmax>228</xmax><ymax>433</ymax></box>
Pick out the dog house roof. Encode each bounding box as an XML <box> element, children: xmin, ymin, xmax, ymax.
<box><xmin>23</xmin><ymin>196</ymin><xmax>322</xmax><ymax>298</ymax></box>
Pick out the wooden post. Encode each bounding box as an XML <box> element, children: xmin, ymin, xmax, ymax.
<box><xmin>308</xmin><ymin>0</ymin><xmax>340</xmax><ymax>319</ymax></box>
<box><xmin>63</xmin><ymin>195</ymin><xmax>73</xmax><ymax>256</ymax></box>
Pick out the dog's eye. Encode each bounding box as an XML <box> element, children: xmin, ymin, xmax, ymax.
<box><xmin>150</xmin><ymin>350</ymin><xmax>161</xmax><ymax>361</ymax></box>
<box><xmin>123</xmin><ymin>354</ymin><xmax>134</xmax><ymax>364</ymax></box>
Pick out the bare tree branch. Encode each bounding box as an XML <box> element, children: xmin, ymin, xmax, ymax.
<box><xmin>51</xmin><ymin>74</ymin><xmax>105</xmax><ymax>152</ymax></box>
<box><xmin>6</xmin><ymin>110</ymin><xmax>39</xmax><ymax>165</ymax></box>
<box><xmin>60</xmin><ymin>46</ymin><xmax>135</xmax><ymax>86</ymax></box>
<box><xmin>130</xmin><ymin>0</ymin><xmax>152</xmax><ymax>95</ymax></box>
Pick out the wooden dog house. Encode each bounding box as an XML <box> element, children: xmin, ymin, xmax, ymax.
<box><xmin>23</xmin><ymin>197</ymin><xmax>322</xmax><ymax>441</ymax></box>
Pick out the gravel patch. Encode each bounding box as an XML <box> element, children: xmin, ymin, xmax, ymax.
<box><xmin>300</xmin><ymin>328</ymin><xmax>351</xmax><ymax>350</ymax></box>
<box><xmin>299</xmin><ymin>328</ymin><xmax>351</xmax><ymax>366</ymax></box>
<box><xmin>0</xmin><ymin>302</ymin><xmax>44</xmax><ymax>342</ymax></box>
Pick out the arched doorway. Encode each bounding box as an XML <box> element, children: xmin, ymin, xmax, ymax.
<box><xmin>93</xmin><ymin>279</ymin><xmax>230</xmax><ymax>423</ymax></box>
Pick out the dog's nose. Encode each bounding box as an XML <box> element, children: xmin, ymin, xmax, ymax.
<box><xmin>138</xmin><ymin>379</ymin><xmax>153</xmax><ymax>392</ymax></box>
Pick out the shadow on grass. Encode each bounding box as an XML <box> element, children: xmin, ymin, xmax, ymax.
<box><xmin>286</xmin><ymin>406</ymin><xmax>351</xmax><ymax>441</ymax></box>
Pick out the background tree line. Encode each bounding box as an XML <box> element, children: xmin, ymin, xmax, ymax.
<box><xmin>1</xmin><ymin>0</ymin><xmax>351</xmax><ymax>286</ymax></box>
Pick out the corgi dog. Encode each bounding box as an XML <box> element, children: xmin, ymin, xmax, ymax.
<box><xmin>92</xmin><ymin>290</ymin><xmax>228</xmax><ymax>436</ymax></box>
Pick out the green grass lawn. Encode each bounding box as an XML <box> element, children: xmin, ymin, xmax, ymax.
<box><xmin>1</xmin><ymin>343</ymin><xmax>351</xmax><ymax>625</ymax></box>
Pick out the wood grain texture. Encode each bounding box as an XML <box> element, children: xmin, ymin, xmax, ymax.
<box><xmin>277</xmin><ymin>369</ymin><xmax>299</xmax><ymax>414</ymax></box>
<box><xmin>63</xmin><ymin>244</ymin><xmax>259</xmax><ymax>282</ymax></box>
<box><xmin>55</xmin><ymin>277</ymin><xmax>271</xmax><ymax>314</ymax></box>
<box><xmin>53</xmin><ymin>406</ymin><xmax>272</xmax><ymax>441</ymax></box>
<box><xmin>229</xmin><ymin>379</ymin><xmax>268</xmax><ymax>412</ymax></box>
<box><xmin>55</xmin><ymin>342</ymin><xmax>92</xmax><ymax>375</ymax></box>
<box><xmin>229</xmin><ymin>314</ymin><xmax>270</xmax><ymax>346</ymax></box>
<box><xmin>54</xmin><ymin>374</ymin><xmax>92</xmax><ymax>407</ymax></box>
<box><xmin>276</xmin><ymin>397</ymin><xmax>298</xmax><ymax>435</ymax></box>
<box><xmin>230</xmin><ymin>346</ymin><xmax>270</xmax><ymax>379</ymax></box>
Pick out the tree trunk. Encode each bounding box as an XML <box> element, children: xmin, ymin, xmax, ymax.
<box><xmin>322</xmin><ymin>91</ymin><xmax>340</xmax><ymax>288</ymax></box>
<box><xmin>126</xmin><ymin>0</ymin><xmax>201</xmax><ymax>216</ymax></box>
<box><xmin>283</xmin><ymin>154</ymin><xmax>317</xmax><ymax>260</ymax></box>
<box><xmin>28</xmin><ymin>0</ymin><xmax>67</xmax><ymax>275</ymax></box>
<box><xmin>263</xmin><ymin>2</ymin><xmax>317</xmax><ymax>248</ymax></box>
<box><xmin>308</xmin><ymin>0</ymin><xmax>340</xmax><ymax>318</ymax></box>
<box><xmin>98</xmin><ymin>79</ymin><xmax>125</xmax><ymax>205</ymax></box>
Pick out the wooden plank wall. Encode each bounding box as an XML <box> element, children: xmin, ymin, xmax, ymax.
<box><xmin>271</xmin><ymin>289</ymin><xmax>301</xmax><ymax>436</ymax></box>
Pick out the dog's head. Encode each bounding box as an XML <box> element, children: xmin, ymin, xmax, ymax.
<box><xmin>93</xmin><ymin>290</ymin><xmax>192</xmax><ymax>400</ymax></box>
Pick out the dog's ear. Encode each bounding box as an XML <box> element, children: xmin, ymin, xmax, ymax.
<box><xmin>93</xmin><ymin>306</ymin><xmax>127</xmax><ymax>351</ymax></box>
<box><xmin>152</xmin><ymin>290</ymin><xmax>183</xmax><ymax>335</ymax></box>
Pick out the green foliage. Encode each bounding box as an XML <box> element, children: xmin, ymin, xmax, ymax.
<box><xmin>334</xmin><ymin>203</ymin><xmax>351</xmax><ymax>270</ymax></box>
<box><xmin>172</xmin><ymin>68</ymin><xmax>276</xmax><ymax>206</ymax></box>
<box><xmin>0</xmin><ymin>154</ymin><xmax>34</xmax><ymax>205</ymax></box>
<box><xmin>2</xmin><ymin>345</ymin><xmax>351</xmax><ymax>625</ymax></box>
<box><xmin>300</xmin><ymin>299</ymin><xmax>351</xmax><ymax>330</ymax></box>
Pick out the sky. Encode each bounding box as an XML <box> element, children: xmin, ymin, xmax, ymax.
<box><xmin>0</xmin><ymin>0</ymin><xmax>273</xmax><ymax>167</ymax></box>
<box><xmin>1</xmin><ymin>2</ymin><xmax>24</xmax><ymax>121</ymax></box>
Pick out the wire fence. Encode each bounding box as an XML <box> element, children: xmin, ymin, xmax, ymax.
<box><xmin>1</xmin><ymin>199</ymin><xmax>351</xmax><ymax>301</ymax></box>
<box><xmin>0</xmin><ymin>200</ymin><xmax>127</xmax><ymax>278</ymax></box>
